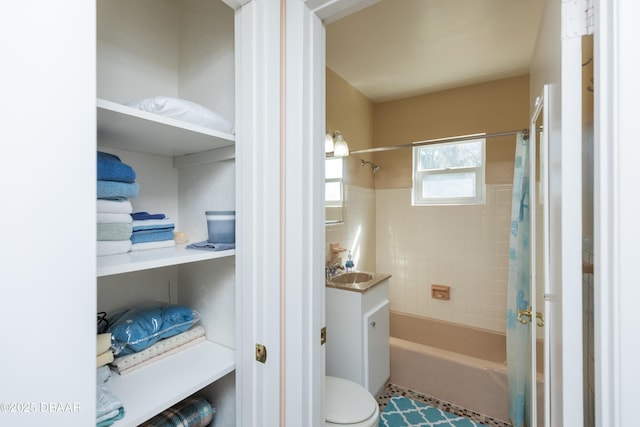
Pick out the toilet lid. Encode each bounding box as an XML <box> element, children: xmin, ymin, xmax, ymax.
<box><xmin>325</xmin><ymin>376</ymin><xmax>377</xmax><ymax>424</ymax></box>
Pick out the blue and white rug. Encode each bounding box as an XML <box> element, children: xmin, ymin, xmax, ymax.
<box><xmin>379</xmin><ymin>396</ymin><xmax>490</xmax><ymax>427</ymax></box>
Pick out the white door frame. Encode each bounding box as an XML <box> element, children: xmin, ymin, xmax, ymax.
<box><xmin>594</xmin><ymin>1</ymin><xmax>640</xmax><ymax>426</ymax></box>
<box><xmin>233</xmin><ymin>1</ymin><xmax>283</xmax><ymax>425</ymax></box>
<box><xmin>231</xmin><ymin>1</ymin><xmax>369</xmax><ymax>425</ymax></box>
<box><xmin>529</xmin><ymin>89</ymin><xmax>547</xmax><ymax>427</ymax></box>
<box><xmin>558</xmin><ymin>4</ymin><xmax>585</xmax><ymax>424</ymax></box>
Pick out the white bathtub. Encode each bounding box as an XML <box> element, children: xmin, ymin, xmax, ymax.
<box><xmin>389</xmin><ymin>311</ymin><xmax>543</xmax><ymax>423</ymax></box>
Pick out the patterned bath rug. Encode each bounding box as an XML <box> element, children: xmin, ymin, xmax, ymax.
<box><xmin>379</xmin><ymin>396</ymin><xmax>490</xmax><ymax>427</ymax></box>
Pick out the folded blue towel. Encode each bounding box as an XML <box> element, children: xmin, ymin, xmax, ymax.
<box><xmin>186</xmin><ymin>240</ymin><xmax>235</xmax><ymax>251</ymax></box>
<box><xmin>132</xmin><ymin>227</ymin><xmax>174</xmax><ymax>236</ymax></box>
<box><xmin>130</xmin><ymin>230</ymin><xmax>175</xmax><ymax>244</ymax></box>
<box><xmin>131</xmin><ymin>228</ymin><xmax>174</xmax><ymax>238</ymax></box>
<box><xmin>97</xmin><ymin>151</ymin><xmax>136</xmax><ymax>183</ymax></box>
<box><xmin>132</xmin><ymin>218</ymin><xmax>175</xmax><ymax>232</ymax></box>
<box><xmin>131</xmin><ymin>211</ymin><xmax>166</xmax><ymax>220</ymax></box>
<box><xmin>97</xmin><ymin>180</ymin><xmax>139</xmax><ymax>200</ymax></box>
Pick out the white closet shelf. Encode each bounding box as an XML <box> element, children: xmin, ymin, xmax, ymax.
<box><xmin>97</xmin><ymin>98</ymin><xmax>235</xmax><ymax>158</ymax></box>
<box><xmin>108</xmin><ymin>340</ymin><xmax>235</xmax><ymax>427</ymax></box>
<box><xmin>97</xmin><ymin>244</ymin><xmax>235</xmax><ymax>277</ymax></box>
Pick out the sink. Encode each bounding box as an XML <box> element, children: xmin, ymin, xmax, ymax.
<box><xmin>326</xmin><ymin>271</ymin><xmax>392</xmax><ymax>293</ymax></box>
<box><xmin>329</xmin><ymin>272</ymin><xmax>374</xmax><ymax>284</ymax></box>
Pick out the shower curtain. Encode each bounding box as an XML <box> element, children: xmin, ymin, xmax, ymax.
<box><xmin>506</xmin><ymin>132</ymin><xmax>531</xmax><ymax>427</ymax></box>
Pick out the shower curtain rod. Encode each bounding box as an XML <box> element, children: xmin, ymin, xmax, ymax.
<box><xmin>349</xmin><ymin>127</ymin><xmax>542</xmax><ymax>155</ymax></box>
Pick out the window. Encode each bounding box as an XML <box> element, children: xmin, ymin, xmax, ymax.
<box><xmin>412</xmin><ymin>139</ymin><xmax>485</xmax><ymax>205</ymax></box>
<box><xmin>325</xmin><ymin>157</ymin><xmax>343</xmax><ymax>222</ymax></box>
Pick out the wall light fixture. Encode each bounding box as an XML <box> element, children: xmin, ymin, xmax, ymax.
<box><xmin>325</xmin><ymin>131</ymin><xmax>350</xmax><ymax>157</ymax></box>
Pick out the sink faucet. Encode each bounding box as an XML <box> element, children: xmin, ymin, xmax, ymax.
<box><xmin>325</xmin><ymin>260</ymin><xmax>345</xmax><ymax>278</ymax></box>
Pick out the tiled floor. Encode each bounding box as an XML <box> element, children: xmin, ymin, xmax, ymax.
<box><xmin>375</xmin><ymin>382</ymin><xmax>513</xmax><ymax>427</ymax></box>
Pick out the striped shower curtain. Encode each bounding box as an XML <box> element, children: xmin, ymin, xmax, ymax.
<box><xmin>506</xmin><ymin>132</ymin><xmax>531</xmax><ymax>427</ymax></box>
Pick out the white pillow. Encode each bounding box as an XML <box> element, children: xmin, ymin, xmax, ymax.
<box><xmin>126</xmin><ymin>96</ymin><xmax>234</xmax><ymax>134</ymax></box>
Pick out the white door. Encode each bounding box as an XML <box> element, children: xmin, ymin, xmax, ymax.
<box><xmin>2</xmin><ymin>2</ymin><xmax>97</xmax><ymax>426</ymax></box>
<box><xmin>232</xmin><ymin>0</ymin><xmax>379</xmax><ymax>424</ymax></box>
<box><xmin>528</xmin><ymin>87</ymin><xmax>549</xmax><ymax>427</ymax></box>
<box><xmin>530</xmin><ymin>1</ymin><xmax>587</xmax><ymax>424</ymax></box>
<box><xmin>544</xmin><ymin>2</ymin><xmax>587</xmax><ymax>426</ymax></box>
<box><xmin>595</xmin><ymin>1</ymin><xmax>640</xmax><ymax>426</ymax></box>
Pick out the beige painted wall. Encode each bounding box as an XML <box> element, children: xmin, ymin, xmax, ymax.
<box><xmin>325</xmin><ymin>69</ymin><xmax>377</xmax><ymax>269</ymax></box>
<box><xmin>372</xmin><ymin>74</ymin><xmax>530</xmax><ymax>189</ymax></box>
<box><xmin>369</xmin><ymin>77</ymin><xmax>531</xmax><ymax>333</ymax></box>
<box><xmin>326</xmin><ymin>68</ymin><xmax>376</xmax><ymax>189</ymax></box>
<box><xmin>325</xmin><ymin>72</ymin><xmax>533</xmax><ymax>333</ymax></box>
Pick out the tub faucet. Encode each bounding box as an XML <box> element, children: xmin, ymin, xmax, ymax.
<box><xmin>326</xmin><ymin>260</ymin><xmax>345</xmax><ymax>278</ymax></box>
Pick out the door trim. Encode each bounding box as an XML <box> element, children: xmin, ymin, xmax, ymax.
<box><xmin>594</xmin><ymin>1</ymin><xmax>640</xmax><ymax>425</ymax></box>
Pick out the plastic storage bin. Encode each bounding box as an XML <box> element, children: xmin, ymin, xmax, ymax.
<box><xmin>206</xmin><ymin>211</ymin><xmax>235</xmax><ymax>244</ymax></box>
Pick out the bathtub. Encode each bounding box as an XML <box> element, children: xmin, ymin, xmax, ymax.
<box><xmin>389</xmin><ymin>311</ymin><xmax>543</xmax><ymax>423</ymax></box>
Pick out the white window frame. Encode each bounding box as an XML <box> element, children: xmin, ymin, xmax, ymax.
<box><xmin>325</xmin><ymin>157</ymin><xmax>343</xmax><ymax>207</ymax></box>
<box><xmin>412</xmin><ymin>139</ymin><xmax>486</xmax><ymax>206</ymax></box>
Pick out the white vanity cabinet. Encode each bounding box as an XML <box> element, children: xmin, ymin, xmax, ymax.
<box><xmin>96</xmin><ymin>1</ymin><xmax>237</xmax><ymax>425</ymax></box>
<box><xmin>325</xmin><ymin>279</ymin><xmax>390</xmax><ymax>396</ymax></box>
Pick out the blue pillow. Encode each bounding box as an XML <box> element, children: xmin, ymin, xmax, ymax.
<box><xmin>107</xmin><ymin>303</ymin><xmax>200</xmax><ymax>356</ymax></box>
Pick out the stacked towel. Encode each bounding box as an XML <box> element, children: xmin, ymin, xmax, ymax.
<box><xmin>97</xmin><ymin>152</ymin><xmax>137</xmax><ymax>256</ymax></box>
<box><xmin>97</xmin><ymin>333</ymin><xmax>114</xmax><ymax>368</ymax></box>
<box><xmin>96</xmin><ymin>366</ymin><xmax>125</xmax><ymax>426</ymax></box>
<box><xmin>98</xmin><ymin>151</ymin><xmax>136</xmax><ymax>183</ymax></box>
<box><xmin>131</xmin><ymin>216</ymin><xmax>175</xmax><ymax>251</ymax></box>
<box><xmin>97</xmin><ymin>180</ymin><xmax>139</xmax><ymax>200</ymax></box>
<box><xmin>131</xmin><ymin>211</ymin><xmax>166</xmax><ymax>221</ymax></box>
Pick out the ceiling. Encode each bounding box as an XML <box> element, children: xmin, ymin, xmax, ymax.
<box><xmin>326</xmin><ymin>0</ymin><xmax>547</xmax><ymax>103</ymax></box>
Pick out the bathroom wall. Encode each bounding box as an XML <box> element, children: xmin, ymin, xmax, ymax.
<box><xmin>372</xmin><ymin>75</ymin><xmax>530</xmax><ymax>189</ymax></box>
<box><xmin>325</xmin><ymin>70</ymin><xmax>531</xmax><ymax>333</ymax></box>
<box><xmin>376</xmin><ymin>185</ymin><xmax>512</xmax><ymax>331</ymax></box>
<box><xmin>325</xmin><ymin>68</ymin><xmax>376</xmax><ymax>271</ymax></box>
<box><xmin>325</xmin><ymin>185</ymin><xmax>376</xmax><ymax>272</ymax></box>
<box><xmin>372</xmin><ymin>76</ymin><xmax>530</xmax><ymax>333</ymax></box>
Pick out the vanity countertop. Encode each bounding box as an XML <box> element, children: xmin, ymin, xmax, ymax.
<box><xmin>325</xmin><ymin>271</ymin><xmax>391</xmax><ymax>293</ymax></box>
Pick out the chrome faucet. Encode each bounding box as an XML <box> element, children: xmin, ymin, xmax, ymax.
<box><xmin>325</xmin><ymin>260</ymin><xmax>345</xmax><ymax>278</ymax></box>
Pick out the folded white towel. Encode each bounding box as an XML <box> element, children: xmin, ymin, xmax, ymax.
<box><xmin>97</xmin><ymin>240</ymin><xmax>132</xmax><ymax>257</ymax></box>
<box><xmin>97</xmin><ymin>212</ymin><xmax>133</xmax><ymax>224</ymax></box>
<box><xmin>131</xmin><ymin>240</ymin><xmax>176</xmax><ymax>252</ymax></box>
<box><xmin>97</xmin><ymin>350</ymin><xmax>114</xmax><ymax>368</ymax></box>
<box><xmin>97</xmin><ymin>199</ymin><xmax>133</xmax><ymax>214</ymax></box>
<box><xmin>97</xmin><ymin>333</ymin><xmax>112</xmax><ymax>355</ymax></box>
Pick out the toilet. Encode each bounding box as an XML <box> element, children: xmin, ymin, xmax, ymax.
<box><xmin>325</xmin><ymin>376</ymin><xmax>380</xmax><ymax>427</ymax></box>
